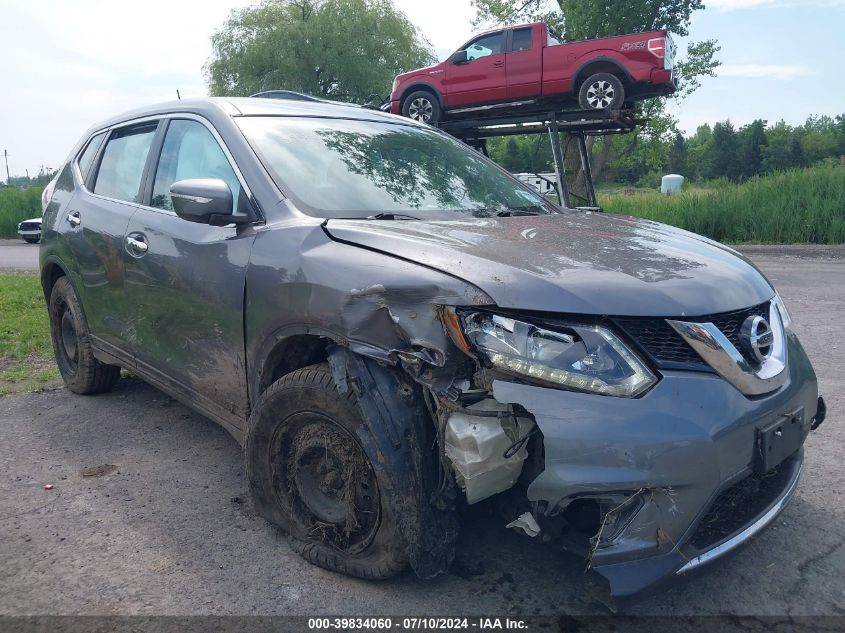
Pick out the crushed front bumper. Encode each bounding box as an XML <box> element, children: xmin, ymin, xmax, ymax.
<box><xmin>491</xmin><ymin>333</ymin><xmax>819</xmax><ymax>598</ymax></box>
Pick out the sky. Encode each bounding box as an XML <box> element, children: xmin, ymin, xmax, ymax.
<box><xmin>1</xmin><ymin>0</ymin><xmax>844</xmax><ymax>178</ymax></box>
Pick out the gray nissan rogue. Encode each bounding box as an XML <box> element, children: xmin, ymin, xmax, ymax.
<box><xmin>40</xmin><ymin>97</ymin><xmax>825</xmax><ymax>599</ymax></box>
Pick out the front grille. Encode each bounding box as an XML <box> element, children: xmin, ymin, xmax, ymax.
<box><xmin>688</xmin><ymin>453</ymin><xmax>797</xmax><ymax>550</ymax></box>
<box><xmin>19</xmin><ymin>222</ymin><xmax>40</xmax><ymax>231</ymax></box>
<box><xmin>613</xmin><ymin>301</ymin><xmax>771</xmax><ymax>370</ymax></box>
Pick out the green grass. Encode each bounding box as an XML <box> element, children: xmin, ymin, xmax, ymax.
<box><xmin>0</xmin><ymin>273</ymin><xmax>60</xmax><ymax>394</ymax></box>
<box><xmin>599</xmin><ymin>165</ymin><xmax>845</xmax><ymax>244</ymax></box>
<box><xmin>0</xmin><ymin>186</ymin><xmax>43</xmax><ymax>239</ymax></box>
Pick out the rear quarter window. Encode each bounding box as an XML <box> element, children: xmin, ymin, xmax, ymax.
<box><xmin>76</xmin><ymin>131</ymin><xmax>107</xmax><ymax>184</ymax></box>
<box><xmin>512</xmin><ymin>28</ymin><xmax>532</xmax><ymax>52</ymax></box>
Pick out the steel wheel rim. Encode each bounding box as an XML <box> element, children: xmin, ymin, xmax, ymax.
<box><xmin>408</xmin><ymin>97</ymin><xmax>433</xmax><ymax>122</ymax></box>
<box><xmin>59</xmin><ymin>306</ymin><xmax>79</xmax><ymax>367</ymax></box>
<box><xmin>274</xmin><ymin>413</ymin><xmax>381</xmax><ymax>554</ymax></box>
<box><xmin>587</xmin><ymin>80</ymin><xmax>615</xmax><ymax>109</ymax></box>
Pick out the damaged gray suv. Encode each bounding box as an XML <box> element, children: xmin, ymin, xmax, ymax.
<box><xmin>41</xmin><ymin>98</ymin><xmax>825</xmax><ymax>599</ymax></box>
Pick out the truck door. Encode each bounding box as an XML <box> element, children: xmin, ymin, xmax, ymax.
<box><xmin>443</xmin><ymin>31</ymin><xmax>507</xmax><ymax>107</ymax></box>
<box><xmin>506</xmin><ymin>26</ymin><xmax>543</xmax><ymax>99</ymax></box>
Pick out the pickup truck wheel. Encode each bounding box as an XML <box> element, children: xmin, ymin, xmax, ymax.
<box><xmin>578</xmin><ymin>73</ymin><xmax>625</xmax><ymax>110</ymax></box>
<box><xmin>48</xmin><ymin>277</ymin><xmax>120</xmax><ymax>394</ymax></box>
<box><xmin>245</xmin><ymin>363</ymin><xmax>408</xmax><ymax>579</ymax></box>
<box><xmin>402</xmin><ymin>90</ymin><xmax>441</xmax><ymax>125</ymax></box>
<box><xmin>23</xmin><ymin>237</ymin><xmax>40</xmax><ymax>244</ymax></box>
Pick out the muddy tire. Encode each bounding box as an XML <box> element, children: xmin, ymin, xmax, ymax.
<box><xmin>578</xmin><ymin>72</ymin><xmax>625</xmax><ymax>110</ymax></box>
<box><xmin>245</xmin><ymin>363</ymin><xmax>408</xmax><ymax>579</ymax></box>
<box><xmin>48</xmin><ymin>276</ymin><xmax>120</xmax><ymax>394</ymax></box>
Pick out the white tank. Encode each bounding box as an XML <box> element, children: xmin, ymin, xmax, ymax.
<box><xmin>661</xmin><ymin>174</ymin><xmax>684</xmax><ymax>195</ymax></box>
<box><xmin>445</xmin><ymin>399</ymin><xmax>534</xmax><ymax>504</ymax></box>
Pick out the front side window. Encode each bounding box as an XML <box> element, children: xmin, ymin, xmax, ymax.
<box><xmin>151</xmin><ymin>119</ymin><xmax>241</xmax><ymax>213</ymax></box>
<box><xmin>464</xmin><ymin>32</ymin><xmax>504</xmax><ymax>61</ymax></box>
<box><xmin>237</xmin><ymin>116</ymin><xmax>557</xmax><ymax>219</ymax></box>
<box><xmin>511</xmin><ymin>28</ymin><xmax>533</xmax><ymax>53</ymax></box>
<box><xmin>93</xmin><ymin>123</ymin><xmax>158</xmax><ymax>203</ymax></box>
<box><xmin>77</xmin><ymin>131</ymin><xmax>106</xmax><ymax>182</ymax></box>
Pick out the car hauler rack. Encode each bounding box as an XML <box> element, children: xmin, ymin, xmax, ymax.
<box><xmin>436</xmin><ymin>108</ymin><xmax>643</xmax><ymax>209</ymax></box>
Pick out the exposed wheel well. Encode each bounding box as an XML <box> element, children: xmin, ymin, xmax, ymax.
<box><xmin>258</xmin><ymin>334</ymin><xmax>330</xmax><ymax>394</ymax></box>
<box><xmin>400</xmin><ymin>84</ymin><xmax>441</xmax><ymax>107</ymax></box>
<box><xmin>41</xmin><ymin>262</ymin><xmax>67</xmax><ymax>303</ymax></box>
<box><xmin>574</xmin><ymin>61</ymin><xmax>630</xmax><ymax>90</ymax></box>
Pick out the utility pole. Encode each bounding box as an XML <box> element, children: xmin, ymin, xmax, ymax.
<box><xmin>3</xmin><ymin>149</ymin><xmax>9</xmax><ymax>185</ymax></box>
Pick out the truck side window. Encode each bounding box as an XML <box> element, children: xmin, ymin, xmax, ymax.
<box><xmin>465</xmin><ymin>32</ymin><xmax>504</xmax><ymax>61</ymax></box>
<box><xmin>151</xmin><ymin>119</ymin><xmax>241</xmax><ymax>214</ymax></box>
<box><xmin>511</xmin><ymin>28</ymin><xmax>532</xmax><ymax>52</ymax></box>
<box><xmin>93</xmin><ymin>123</ymin><xmax>158</xmax><ymax>204</ymax></box>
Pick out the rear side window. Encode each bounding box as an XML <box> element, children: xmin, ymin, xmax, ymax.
<box><xmin>93</xmin><ymin>123</ymin><xmax>158</xmax><ymax>203</ymax></box>
<box><xmin>512</xmin><ymin>28</ymin><xmax>532</xmax><ymax>52</ymax></box>
<box><xmin>150</xmin><ymin>119</ymin><xmax>241</xmax><ymax>214</ymax></box>
<box><xmin>76</xmin><ymin>132</ymin><xmax>106</xmax><ymax>182</ymax></box>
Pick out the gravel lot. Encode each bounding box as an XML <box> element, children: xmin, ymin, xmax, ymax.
<box><xmin>0</xmin><ymin>247</ymin><xmax>842</xmax><ymax>619</ymax></box>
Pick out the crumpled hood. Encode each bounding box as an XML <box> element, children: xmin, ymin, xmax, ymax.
<box><xmin>324</xmin><ymin>212</ymin><xmax>774</xmax><ymax>317</ymax></box>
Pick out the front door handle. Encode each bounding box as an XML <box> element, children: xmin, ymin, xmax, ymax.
<box><xmin>126</xmin><ymin>234</ymin><xmax>148</xmax><ymax>256</ymax></box>
<box><xmin>66</xmin><ymin>211</ymin><xmax>81</xmax><ymax>227</ymax></box>
<box><xmin>493</xmin><ymin>60</ymin><xmax>504</xmax><ymax>68</ymax></box>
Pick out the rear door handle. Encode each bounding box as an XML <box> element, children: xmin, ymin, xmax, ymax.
<box><xmin>66</xmin><ymin>211</ymin><xmax>81</xmax><ymax>227</ymax></box>
<box><xmin>126</xmin><ymin>233</ymin><xmax>148</xmax><ymax>256</ymax></box>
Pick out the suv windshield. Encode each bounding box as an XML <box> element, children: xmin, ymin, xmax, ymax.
<box><xmin>237</xmin><ymin>116</ymin><xmax>558</xmax><ymax>219</ymax></box>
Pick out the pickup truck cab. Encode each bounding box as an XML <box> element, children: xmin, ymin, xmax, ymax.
<box><xmin>390</xmin><ymin>22</ymin><xmax>676</xmax><ymax>124</ymax></box>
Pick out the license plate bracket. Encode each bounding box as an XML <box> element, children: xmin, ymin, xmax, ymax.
<box><xmin>754</xmin><ymin>407</ymin><xmax>806</xmax><ymax>474</ymax></box>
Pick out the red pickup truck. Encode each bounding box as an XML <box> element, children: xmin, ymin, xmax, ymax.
<box><xmin>390</xmin><ymin>22</ymin><xmax>676</xmax><ymax>124</ymax></box>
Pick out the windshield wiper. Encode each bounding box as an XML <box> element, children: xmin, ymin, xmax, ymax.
<box><xmin>495</xmin><ymin>208</ymin><xmax>544</xmax><ymax>217</ymax></box>
<box><xmin>366</xmin><ymin>212</ymin><xmax>422</xmax><ymax>220</ymax></box>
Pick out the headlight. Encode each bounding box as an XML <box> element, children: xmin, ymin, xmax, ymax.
<box><xmin>457</xmin><ymin>311</ymin><xmax>657</xmax><ymax>397</ymax></box>
<box><xmin>772</xmin><ymin>292</ymin><xmax>792</xmax><ymax>331</ymax></box>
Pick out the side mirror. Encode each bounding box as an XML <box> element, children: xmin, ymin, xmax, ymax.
<box><xmin>170</xmin><ymin>178</ymin><xmax>247</xmax><ymax>226</ymax></box>
<box><xmin>450</xmin><ymin>50</ymin><xmax>469</xmax><ymax>64</ymax></box>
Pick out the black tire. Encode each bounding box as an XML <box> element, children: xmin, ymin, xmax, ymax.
<box><xmin>245</xmin><ymin>363</ymin><xmax>407</xmax><ymax>579</ymax></box>
<box><xmin>401</xmin><ymin>90</ymin><xmax>442</xmax><ymax>125</ymax></box>
<box><xmin>23</xmin><ymin>237</ymin><xmax>40</xmax><ymax>244</ymax></box>
<box><xmin>48</xmin><ymin>276</ymin><xmax>120</xmax><ymax>394</ymax></box>
<box><xmin>578</xmin><ymin>73</ymin><xmax>625</xmax><ymax>110</ymax></box>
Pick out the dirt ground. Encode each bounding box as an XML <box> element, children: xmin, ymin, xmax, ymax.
<box><xmin>0</xmin><ymin>247</ymin><xmax>842</xmax><ymax>620</ymax></box>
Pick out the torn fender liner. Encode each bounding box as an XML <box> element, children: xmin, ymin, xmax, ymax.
<box><xmin>329</xmin><ymin>346</ymin><xmax>459</xmax><ymax>578</ymax></box>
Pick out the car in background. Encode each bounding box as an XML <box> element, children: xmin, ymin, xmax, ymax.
<box><xmin>17</xmin><ymin>217</ymin><xmax>42</xmax><ymax>243</ymax></box>
<box><xmin>390</xmin><ymin>22</ymin><xmax>676</xmax><ymax>124</ymax></box>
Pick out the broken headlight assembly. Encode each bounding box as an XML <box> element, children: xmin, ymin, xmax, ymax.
<box><xmin>447</xmin><ymin>310</ymin><xmax>657</xmax><ymax>397</ymax></box>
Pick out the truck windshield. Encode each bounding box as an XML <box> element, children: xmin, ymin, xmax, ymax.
<box><xmin>237</xmin><ymin>116</ymin><xmax>558</xmax><ymax>219</ymax></box>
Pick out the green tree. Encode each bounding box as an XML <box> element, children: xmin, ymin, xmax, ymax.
<box><xmin>667</xmin><ymin>131</ymin><xmax>688</xmax><ymax>175</ymax></box>
<box><xmin>206</xmin><ymin>0</ymin><xmax>435</xmax><ymax>102</ymax></box>
<box><xmin>709</xmin><ymin>120</ymin><xmax>739</xmax><ymax>180</ymax></box>
<box><xmin>738</xmin><ymin>119</ymin><xmax>767</xmax><ymax>178</ymax></box>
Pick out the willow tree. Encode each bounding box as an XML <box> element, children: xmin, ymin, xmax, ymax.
<box><xmin>206</xmin><ymin>0</ymin><xmax>436</xmax><ymax>102</ymax></box>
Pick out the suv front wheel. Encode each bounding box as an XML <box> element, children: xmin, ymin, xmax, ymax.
<box><xmin>48</xmin><ymin>277</ymin><xmax>120</xmax><ymax>394</ymax></box>
<box><xmin>245</xmin><ymin>364</ymin><xmax>408</xmax><ymax>579</ymax></box>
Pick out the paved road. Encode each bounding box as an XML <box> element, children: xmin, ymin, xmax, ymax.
<box><xmin>0</xmin><ymin>250</ymin><xmax>843</xmax><ymax>619</ymax></box>
<box><xmin>0</xmin><ymin>239</ymin><xmax>39</xmax><ymax>271</ymax></box>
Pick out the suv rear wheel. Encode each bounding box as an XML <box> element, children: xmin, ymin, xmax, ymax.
<box><xmin>578</xmin><ymin>73</ymin><xmax>625</xmax><ymax>110</ymax></box>
<box><xmin>48</xmin><ymin>277</ymin><xmax>120</xmax><ymax>394</ymax></box>
<box><xmin>245</xmin><ymin>363</ymin><xmax>407</xmax><ymax>579</ymax></box>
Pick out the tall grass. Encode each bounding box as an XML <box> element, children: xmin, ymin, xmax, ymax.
<box><xmin>0</xmin><ymin>187</ymin><xmax>43</xmax><ymax>239</ymax></box>
<box><xmin>600</xmin><ymin>165</ymin><xmax>845</xmax><ymax>244</ymax></box>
